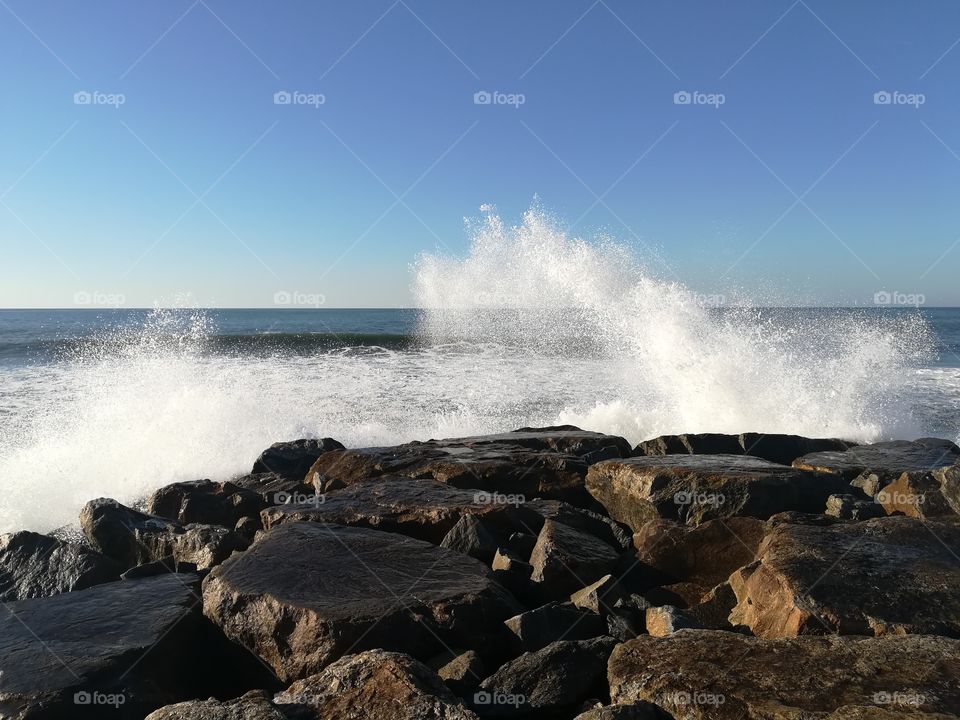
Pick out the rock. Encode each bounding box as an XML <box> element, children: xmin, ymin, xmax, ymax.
<box><xmin>874</xmin><ymin>466</ymin><xmax>960</xmax><ymax>518</ymax></box>
<box><xmin>686</xmin><ymin>581</ymin><xmax>739</xmax><ymax>630</ymax></box>
<box><xmin>147</xmin><ymin>479</ymin><xmax>266</xmax><ymax>529</ymax></box>
<box><xmin>728</xmin><ymin>516</ymin><xmax>960</xmax><ymax>637</ymax></box>
<box><xmin>586</xmin><ymin>455</ymin><xmax>848</xmax><ymax>530</ymax></box>
<box><xmin>529</xmin><ymin>519</ymin><xmax>619</xmax><ymax>598</ymax></box>
<box><xmin>252</xmin><ymin>437</ymin><xmax>345</xmax><ymax>480</ymax></box>
<box><xmin>793</xmin><ymin>437</ymin><xmax>960</xmax><ymax>483</ymax></box>
<box><xmin>604</xmin><ymin>594</ymin><xmax>651</xmax><ymax>642</ymax></box>
<box><xmin>306</xmin><ymin>427</ymin><xmax>631</xmax><ymax>506</ymax></box>
<box><xmin>232</xmin><ymin>471</ymin><xmax>314</xmax><ymax>504</ymax></box>
<box><xmin>262</xmin><ymin>477</ymin><xmax>537</xmax><ymax>546</ymax></box>
<box><xmin>505</xmin><ymin>532</ymin><xmax>537</xmax><ymax>559</ymax></box>
<box><xmin>274</xmin><ymin>649</ymin><xmax>479</xmax><ymax>719</ymax></box>
<box><xmin>825</xmin><ymin>493</ymin><xmax>885</xmax><ymax>520</ymax></box>
<box><xmin>476</xmin><ymin>637</ymin><xmax>617</xmax><ymax>717</ymax></box>
<box><xmin>144</xmin><ymin>690</ymin><xmax>289</xmax><ymax>720</ymax></box>
<box><xmin>573</xmin><ymin>702</ymin><xmax>670</xmax><ymax>719</ymax></box>
<box><xmin>491</xmin><ymin>548</ymin><xmax>537</xmax><ymax>604</ymax></box>
<box><xmin>504</xmin><ymin>602</ymin><xmax>606</xmax><ymax>652</ymax></box>
<box><xmin>428</xmin><ymin>649</ymin><xmax>486</xmax><ymax>697</ymax></box>
<box><xmin>202</xmin><ymin>522</ymin><xmax>521</xmax><ymax>682</ymax></box>
<box><xmin>80</xmin><ymin>498</ymin><xmax>247</xmax><ymax>570</ymax></box>
<box><xmin>120</xmin><ymin>557</ymin><xmax>198</xmax><ymax>580</ymax></box>
<box><xmin>645</xmin><ymin>605</ymin><xmax>703</xmax><ymax>636</ymax></box>
<box><xmin>631</xmin><ymin>516</ymin><xmax>769</xmax><ymax>588</ymax></box>
<box><xmin>569</xmin><ymin>575</ymin><xmax>623</xmax><ymax>615</ymax></box>
<box><xmin>608</xmin><ymin>631</ymin><xmax>960</xmax><ymax>718</ymax></box>
<box><xmin>526</xmin><ymin>499</ymin><xmax>632</xmax><ymax>550</ymax></box>
<box><xmin>0</xmin><ymin>531</ymin><xmax>121</xmax><ymax>601</ymax></box>
<box><xmin>635</xmin><ymin>433</ymin><xmax>854</xmax><ymax>465</ymax></box>
<box><xmin>440</xmin><ymin>515</ymin><xmax>503</xmax><ymax>562</ymax></box>
<box><xmin>0</xmin><ymin>574</ymin><xmax>272</xmax><ymax>719</ymax></box>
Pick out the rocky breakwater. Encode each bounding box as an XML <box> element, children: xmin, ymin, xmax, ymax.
<box><xmin>0</xmin><ymin>427</ymin><xmax>959</xmax><ymax>719</ymax></box>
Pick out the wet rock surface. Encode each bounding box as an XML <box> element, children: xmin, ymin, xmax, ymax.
<box><xmin>793</xmin><ymin>437</ymin><xmax>960</xmax><ymax>482</ymax></box>
<box><xmin>636</xmin><ymin>432</ymin><xmax>854</xmax><ymax>465</ymax></box>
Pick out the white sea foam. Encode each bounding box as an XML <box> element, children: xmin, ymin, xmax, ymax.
<box><xmin>0</xmin><ymin>204</ymin><xmax>943</xmax><ymax>532</ymax></box>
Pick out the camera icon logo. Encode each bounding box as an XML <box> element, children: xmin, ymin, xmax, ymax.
<box><xmin>474</xmin><ymin>91</ymin><xmax>492</xmax><ymax>105</ymax></box>
<box><xmin>74</xmin><ymin>91</ymin><xmax>92</xmax><ymax>105</ymax></box>
<box><xmin>274</xmin><ymin>91</ymin><xmax>292</xmax><ymax>105</ymax></box>
<box><xmin>673</xmin><ymin>90</ymin><xmax>692</xmax><ymax>105</ymax></box>
<box><xmin>873</xmin><ymin>91</ymin><xmax>892</xmax><ymax>105</ymax></box>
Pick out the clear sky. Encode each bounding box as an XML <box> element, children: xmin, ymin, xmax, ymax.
<box><xmin>1</xmin><ymin>0</ymin><xmax>959</xmax><ymax>308</ymax></box>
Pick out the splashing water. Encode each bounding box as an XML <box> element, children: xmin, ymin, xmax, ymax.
<box><xmin>0</xmin><ymin>204</ymin><xmax>941</xmax><ymax>532</ymax></box>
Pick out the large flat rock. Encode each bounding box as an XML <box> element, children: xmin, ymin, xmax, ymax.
<box><xmin>636</xmin><ymin>432</ymin><xmax>854</xmax><ymax>465</ymax></box>
<box><xmin>729</xmin><ymin>516</ymin><xmax>960</xmax><ymax>637</ymax></box>
<box><xmin>261</xmin><ymin>476</ymin><xmax>540</xmax><ymax>544</ymax></box>
<box><xmin>306</xmin><ymin>426</ymin><xmax>631</xmax><ymax>505</ymax></box>
<box><xmin>202</xmin><ymin>522</ymin><xmax>522</xmax><ymax>682</ymax></box>
<box><xmin>793</xmin><ymin>438</ymin><xmax>960</xmax><ymax>483</ymax></box>
<box><xmin>585</xmin><ymin>455</ymin><xmax>848</xmax><ymax>530</ymax></box>
<box><xmin>608</xmin><ymin>631</ymin><xmax>960</xmax><ymax>718</ymax></box>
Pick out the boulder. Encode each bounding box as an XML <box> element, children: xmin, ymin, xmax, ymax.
<box><xmin>147</xmin><ymin>479</ymin><xmax>266</xmax><ymax>528</ymax></box>
<box><xmin>608</xmin><ymin>631</ymin><xmax>960</xmax><ymax>718</ymax></box>
<box><xmin>261</xmin><ymin>477</ymin><xmax>538</xmax><ymax>546</ymax></box>
<box><xmin>631</xmin><ymin>516</ymin><xmax>769</xmax><ymax>589</ymax></box>
<box><xmin>0</xmin><ymin>574</ymin><xmax>270</xmax><ymax>719</ymax></box>
<box><xmin>144</xmin><ymin>690</ymin><xmax>289</xmax><ymax>720</ymax></box>
<box><xmin>0</xmin><ymin>531</ymin><xmax>122</xmax><ymax>601</ymax></box>
<box><xmin>306</xmin><ymin>427</ymin><xmax>631</xmax><ymax>506</ymax></box>
<box><xmin>825</xmin><ymin>493</ymin><xmax>885</xmax><ymax>520</ymax></box>
<box><xmin>525</xmin><ymin>499</ymin><xmax>632</xmax><ymax>550</ymax></box>
<box><xmin>504</xmin><ymin>601</ymin><xmax>606</xmax><ymax>652</ymax></box>
<box><xmin>586</xmin><ymin>455</ymin><xmax>848</xmax><ymax>530</ymax></box>
<box><xmin>428</xmin><ymin>649</ymin><xmax>486</xmax><ymax>697</ymax></box>
<box><xmin>635</xmin><ymin>432</ymin><xmax>854</xmax><ymax>465</ymax></box>
<box><xmin>569</xmin><ymin>575</ymin><xmax>624</xmax><ymax>615</ymax></box>
<box><xmin>273</xmin><ymin>649</ymin><xmax>479</xmax><ymax>719</ymax></box>
<box><xmin>441</xmin><ymin>515</ymin><xmax>503</xmax><ymax>562</ymax></box>
<box><xmin>80</xmin><ymin>498</ymin><xmax>247</xmax><ymax>570</ymax></box>
<box><xmin>202</xmin><ymin>522</ymin><xmax>521</xmax><ymax>681</ymax></box>
<box><xmin>605</xmin><ymin>594</ymin><xmax>649</xmax><ymax>642</ymax></box>
<box><xmin>252</xmin><ymin>437</ymin><xmax>345</xmax><ymax>480</ymax></box>
<box><xmin>874</xmin><ymin>466</ymin><xmax>960</xmax><ymax>519</ymax></box>
<box><xmin>728</xmin><ymin>516</ymin><xmax>960</xmax><ymax>637</ymax></box>
<box><xmin>574</xmin><ymin>702</ymin><xmax>670</xmax><ymax>719</ymax></box>
<box><xmin>476</xmin><ymin>637</ymin><xmax>617</xmax><ymax>717</ymax></box>
<box><xmin>529</xmin><ymin>520</ymin><xmax>619</xmax><ymax>598</ymax></box>
<box><xmin>232</xmin><ymin>471</ymin><xmax>315</xmax><ymax>504</ymax></box>
<box><xmin>645</xmin><ymin>605</ymin><xmax>703</xmax><ymax>636</ymax></box>
<box><xmin>686</xmin><ymin>581</ymin><xmax>740</xmax><ymax>630</ymax></box>
<box><xmin>793</xmin><ymin>437</ymin><xmax>960</xmax><ymax>484</ymax></box>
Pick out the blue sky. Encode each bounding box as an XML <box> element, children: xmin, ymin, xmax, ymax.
<box><xmin>1</xmin><ymin>0</ymin><xmax>959</xmax><ymax>307</ymax></box>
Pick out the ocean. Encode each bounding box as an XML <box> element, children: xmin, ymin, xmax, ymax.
<box><xmin>1</xmin><ymin>209</ymin><xmax>958</xmax><ymax>533</ymax></box>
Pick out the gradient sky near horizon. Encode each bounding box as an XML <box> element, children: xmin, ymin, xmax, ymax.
<box><xmin>1</xmin><ymin>0</ymin><xmax>960</xmax><ymax>308</ymax></box>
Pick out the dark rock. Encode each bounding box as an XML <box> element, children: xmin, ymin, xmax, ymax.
<box><xmin>80</xmin><ymin>498</ymin><xmax>247</xmax><ymax>570</ymax></box>
<box><xmin>274</xmin><ymin>649</ymin><xmax>479</xmax><ymax>719</ymax></box>
<box><xmin>505</xmin><ymin>532</ymin><xmax>537</xmax><ymax>559</ymax></box>
<box><xmin>440</xmin><ymin>515</ymin><xmax>503</xmax><ymax>563</ymax></box>
<box><xmin>874</xmin><ymin>466</ymin><xmax>960</xmax><ymax>518</ymax></box>
<box><xmin>635</xmin><ymin>432</ymin><xmax>854</xmax><ymax>465</ymax></box>
<box><xmin>252</xmin><ymin>437</ymin><xmax>345</xmax><ymax>480</ymax></box>
<box><xmin>147</xmin><ymin>479</ymin><xmax>266</xmax><ymax>529</ymax></box>
<box><xmin>529</xmin><ymin>520</ymin><xmax>618</xmax><ymax>598</ymax></box>
<box><xmin>0</xmin><ymin>574</ymin><xmax>274</xmax><ymax>719</ymax></box>
<box><xmin>573</xmin><ymin>703</ymin><xmax>671</xmax><ymax>720</ymax></box>
<box><xmin>645</xmin><ymin>604</ymin><xmax>703</xmax><ymax>636</ymax></box>
<box><xmin>604</xmin><ymin>594</ymin><xmax>650</xmax><ymax>641</ymax></box>
<box><xmin>608</xmin><ymin>631</ymin><xmax>960</xmax><ymax>718</ymax></box>
<box><xmin>233</xmin><ymin>471</ymin><xmax>314</xmax><ymax>504</ymax></box>
<box><xmin>825</xmin><ymin>493</ymin><xmax>885</xmax><ymax>520</ymax></box>
<box><xmin>262</xmin><ymin>477</ymin><xmax>537</xmax><ymax>546</ymax></box>
<box><xmin>728</xmin><ymin>516</ymin><xmax>960</xmax><ymax>637</ymax></box>
<box><xmin>202</xmin><ymin>522</ymin><xmax>521</xmax><ymax>682</ymax></box>
<box><xmin>569</xmin><ymin>574</ymin><xmax>624</xmax><ymax>615</ymax></box>
<box><xmin>306</xmin><ymin>428</ymin><xmax>631</xmax><ymax>506</ymax></box>
<box><xmin>491</xmin><ymin>548</ymin><xmax>537</xmax><ymax>604</ymax></box>
<box><xmin>0</xmin><ymin>531</ymin><xmax>121</xmax><ymax>601</ymax></box>
<box><xmin>428</xmin><ymin>649</ymin><xmax>486</xmax><ymax>698</ymax></box>
<box><xmin>631</xmin><ymin>516</ymin><xmax>769</xmax><ymax>588</ymax></box>
<box><xmin>476</xmin><ymin>637</ymin><xmax>617</xmax><ymax>717</ymax></box>
<box><xmin>635</xmin><ymin>433</ymin><xmax>743</xmax><ymax>457</ymax></box>
<box><xmin>793</xmin><ymin>437</ymin><xmax>960</xmax><ymax>483</ymax></box>
<box><xmin>686</xmin><ymin>581</ymin><xmax>739</xmax><ymax>630</ymax></box>
<box><xmin>525</xmin><ymin>499</ymin><xmax>632</xmax><ymax>550</ymax></box>
<box><xmin>586</xmin><ymin>455</ymin><xmax>848</xmax><ymax>530</ymax></box>
<box><xmin>144</xmin><ymin>690</ymin><xmax>289</xmax><ymax>720</ymax></box>
<box><xmin>504</xmin><ymin>601</ymin><xmax>606</xmax><ymax>652</ymax></box>
<box><xmin>120</xmin><ymin>557</ymin><xmax>198</xmax><ymax>580</ymax></box>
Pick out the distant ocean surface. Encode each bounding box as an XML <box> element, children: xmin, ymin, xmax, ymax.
<box><xmin>1</xmin><ymin>208</ymin><xmax>959</xmax><ymax>533</ymax></box>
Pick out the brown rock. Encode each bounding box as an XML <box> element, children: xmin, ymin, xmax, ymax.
<box><xmin>529</xmin><ymin>519</ymin><xmax>619</xmax><ymax>598</ymax></box>
<box><xmin>504</xmin><ymin>601</ymin><xmax>606</xmax><ymax>652</ymax></box>
<box><xmin>825</xmin><ymin>493</ymin><xmax>885</xmax><ymax>520</ymax></box>
<box><xmin>144</xmin><ymin>690</ymin><xmax>289</xmax><ymax>720</ymax></box>
<box><xmin>645</xmin><ymin>605</ymin><xmax>703</xmax><ymax>636</ymax></box>
<box><xmin>875</xmin><ymin>466</ymin><xmax>960</xmax><ymax>518</ymax></box>
<box><xmin>728</xmin><ymin>516</ymin><xmax>960</xmax><ymax>637</ymax></box>
<box><xmin>202</xmin><ymin>522</ymin><xmax>521</xmax><ymax>682</ymax></box>
<box><xmin>608</xmin><ymin>631</ymin><xmax>960</xmax><ymax>718</ymax></box>
<box><xmin>428</xmin><ymin>649</ymin><xmax>485</xmax><ymax>697</ymax></box>
<box><xmin>586</xmin><ymin>455</ymin><xmax>848</xmax><ymax>530</ymax></box>
<box><xmin>793</xmin><ymin>437</ymin><xmax>959</xmax><ymax>482</ymax></box>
